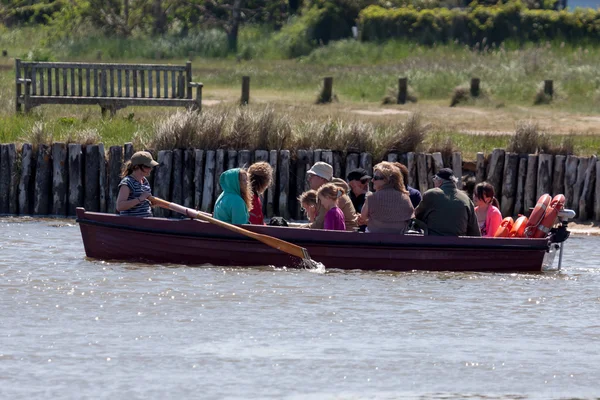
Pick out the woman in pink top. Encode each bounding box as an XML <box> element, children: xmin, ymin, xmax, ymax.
<box><xmin>473</xmin><ymin>182</ymin><xmax>502</xmax><ymax>237</ymax></box>
<box><xmin>317</xmin><ymin>183</ymin><xmax>346</xmax><ymax>231</ymax></box>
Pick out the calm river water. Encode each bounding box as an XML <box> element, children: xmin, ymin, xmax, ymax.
<box><xmin>1</xmin><ymin>217</ymin><xmax>600</xmax><ymax>399</ymax></box>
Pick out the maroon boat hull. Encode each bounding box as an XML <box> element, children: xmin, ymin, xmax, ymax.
<box><xmin>76</xmin><ymin>208</ymin><xmax>551</xmax><ymax>272</ymax></box>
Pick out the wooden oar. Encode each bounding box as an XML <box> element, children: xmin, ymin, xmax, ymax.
<box><xmin>149</xmin><ymin>196</ymin><xmax>311</xmax><ymax>261</ymax></box>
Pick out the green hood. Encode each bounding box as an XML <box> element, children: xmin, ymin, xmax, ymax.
<box><xmin>219</xmin><ymin>168</ymin><xmax>241</xmax><ymax>195</ymax></box>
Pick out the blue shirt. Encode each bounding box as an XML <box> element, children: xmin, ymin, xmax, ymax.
<box><xmin>407</xmin><ymin>185</ymin><xmax>422</xmax><ymax>209</ymax></box>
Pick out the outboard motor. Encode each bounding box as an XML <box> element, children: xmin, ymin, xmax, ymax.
<box><xmin>543</xmin><ymin>209</ymin><xmax>576</xmax><ymax>271</ymax></box>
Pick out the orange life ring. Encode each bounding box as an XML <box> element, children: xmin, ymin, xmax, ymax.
<box><xmin>494</xmin><ymin>217</ymin><xmax>514</xmax><ymax>238</ymax></box>
<box><xmin>532</xmin><ymin>194</ymin><xmax>565</xmax><ymax>238</ymax></box>
<box><xmin>524</xmin><ymin>194</ymin><xmax>551</xmax><ymax>238</ymax></box>
<box><xmin>509</xmin><ymin>215</ymin><xmax>529</xmax><ymax>238</ymax></box>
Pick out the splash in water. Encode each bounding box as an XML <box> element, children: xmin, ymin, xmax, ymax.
<box><xmin>302</xmin><ymin>259</ymin><xmax>326</xmax><ymax>273</ymax></box>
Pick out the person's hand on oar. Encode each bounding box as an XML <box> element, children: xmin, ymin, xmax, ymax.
<box><xmin>149</xmin><ymin>196</ymin><xmax>311</xmax><ymax>262</ymax></box>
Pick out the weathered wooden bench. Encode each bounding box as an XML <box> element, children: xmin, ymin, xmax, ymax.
<box><xmin>15</xmin><ymin>59</ymin><xmax>203</xmax><ymax>115</ymax></box>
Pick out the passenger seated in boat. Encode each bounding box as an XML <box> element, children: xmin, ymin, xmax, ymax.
<box><xmin>346</xmin><ymin>168</ymin><xmax>371</xmax><ymax>213</ymax></box>
<box><xmin>298</xmin><ymin>190</ymin><xmax>318</xmax><ymax>223</ymax></box>
<box><xmin>414</xmin><ymin>168</ymin><xmax>480</xmax><ymax>237</ymax></box>
<box><xmin>473</xmin><ymin>182</ymin><xmax>502</xmax><ymax>237</ymax></box>
<box><xmin>213</xmin><ymin>168</ymin><xmax>253</xmax><ymax>225</ymax></box>
<box><xmin>317</xmin><ymin>183</ymin><xmax>346</xmax><ymax>231</ymax></box>
<box><xmin>305</xmin><ymin>162</ymin><xmax>358</xmax><ymax>231</ymax></box>
<box><xmin>248</xmin><ymin>162</ymin><xmax>273</xmax><ymax>225</ymax></box>
<box><xmin>361</xmin><ymin>162</ymin><xmax>414</xmax><ymax>234</ymax></box>
<box><xmin>116</xmin><ymin>151</ymin><xmax>159</xmax><ymax>217</ymax></box>
<box><xmin>393</xmin><ymin>162</ymin><xmax>422</xmax><ymax>208</ymax></box>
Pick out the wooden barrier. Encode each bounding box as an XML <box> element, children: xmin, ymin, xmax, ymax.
<box><xmin>501</xmin><ymin>152</ymin><xmax>519</xmax><ymax>217</ymax></box>
<box><xmin>564</xmin><ymin>155</ymin><xmax>579</xmax><ymax>210</ymax></box>
<box><xmin>154</xmin><ymin>150</ymin><xmax>172</xmax><ymax>218</ymax></box>
<box><xmin>68</xmin><ymin>144</ymin><xmax>83</xmax><ymax>216</ymax></box>
<box><xmin>579</xmin><ymin>155</ymin><xmax>597</xmax><ymax>221</ymax></box>
<box><xmin>0</xmin><ymin>144</ymin><xmax>18</xmax><ymax>215</ymax></box>
<box><xmin>201</xmin><ymin>150</ymin><xmax>215</xmax><ymax>212</ymax></box>
<box><xmin>475</xmin><ymin>152</ymin><xmax>486</xmax><ymax>183</ymax></box>
<box><xmin>514</xmin><ymin>156</ymin><xmax>527</xmax><ymax>216</ymax></box>
<box><xmin>51</xmin><ymin>142</ymin><xmax>68</xmax><ymax>216</ymax></box>
<box><xmin>487</xmin><ymin>149</ymin><xmax>505</xmax><ymax>199</ymax></box>
<box><xmin>18</xmin><ymin>144</ymin><xmax>33</xmax><ymax>215</ymax></box>
<box><xmin>107</xmin><ymin>145</ymin><xmax>123</xmax><ymax>214</ymax></box>
<box><xmin>193</xmin><ymin>149</ymin><xmax>204</xmax><ymax>210</ymax></box>
<box><xmin>172</xmin><ymin>149</ymin><xmax>184</xmax><ymax>209</ymax></box>
<box><xmin>552</xmin><ymin>155</ymin><xmax>566</xmax><ymax>196</ymax></box>
<box><xmin>279</xmin><ymin>150</ymin><xmax>290</xmax><ymax>219</ymax></box>
<box><xmin>524</xmin><ymin>154</ymin><xmax>538</xmax><ymax>212</ymax></box>
<box><xmin>536</xmin><ymin>153</ymin><xmax>554</xmax><ymax>200</ymax></box>
<box><xmin>183</xmin><ymin>149</ymin><xmax>195</xmax><ymax>209</ymax></box>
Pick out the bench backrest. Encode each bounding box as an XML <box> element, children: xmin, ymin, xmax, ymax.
<box><xmin>16</xmin><ymin>59</ymin><xmax>193</xmax><ymax>99</ymax></box>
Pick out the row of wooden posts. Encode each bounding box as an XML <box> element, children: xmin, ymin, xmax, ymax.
<box><xmin>0</xmin><ymin>143</ymin><xmax>598</xmax><ymax>222</ymax></box>
<box><xmin>239</xmin><ymin>76</ymin><xmax>551</xmax><ymax>105</ymax></box>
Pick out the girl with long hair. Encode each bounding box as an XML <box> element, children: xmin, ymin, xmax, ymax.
<box><xmin>473</xmin><ymin>182</ymin><xmax>502</xmax><ymax>237</ymax></box>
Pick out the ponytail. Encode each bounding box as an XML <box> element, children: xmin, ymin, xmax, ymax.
<box><xmin>491</xmin><ymin>196</ymin><xmax>500</xmax><ymax>209</ymax></box>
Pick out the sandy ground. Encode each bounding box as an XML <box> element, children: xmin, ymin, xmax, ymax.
<box><xmin>567</xmin><ymin>222</ymin><xmax>600</xmax><ymax>236</ymax></box>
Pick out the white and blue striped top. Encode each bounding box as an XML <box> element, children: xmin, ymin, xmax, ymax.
<box><xmin>118</xmin><ymin>175</ymin><xmax>152</xmax><ymax>217</ymax></box>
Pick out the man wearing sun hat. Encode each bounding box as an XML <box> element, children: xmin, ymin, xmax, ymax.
<box><xmin>414</xmin><ymin>168</ymin><xmax>480</xmax><ymax>236</ymax></box>
<box><xmin>305</xmin><ymin>162</ymin><xmax>358</xmax><ymax>231</ymax></box>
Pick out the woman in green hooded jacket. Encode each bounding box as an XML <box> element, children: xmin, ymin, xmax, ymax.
<box><xmin>213</xmin><ymin>168</ymin><xmax>253</xmax><ymax>225</ymax></box>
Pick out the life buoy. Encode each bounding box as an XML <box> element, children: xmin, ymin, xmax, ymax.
<box><xmin>524</xmin><ymin>194</ymin><xmax>551</xmax><ymax>238</ymax></box>
<box><xmin>532</xmin><ymin>194</ymin><xmax>565</xmax><ymax>238</ymax></box>
<box><xmin>509</xmin><ymin>215</ymin><xmax>529</xmax><ymax>238</ymax></box>
<box><xmin>494</xmin><ymin>217</ymin><xmax>514</xmax><ymax>238</ymax></box>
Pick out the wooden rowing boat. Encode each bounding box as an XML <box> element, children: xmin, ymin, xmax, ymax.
<box><xmin>76</xmin><ymin>207</ymin><xmax>568</xmax><ymax>272</ymax></box>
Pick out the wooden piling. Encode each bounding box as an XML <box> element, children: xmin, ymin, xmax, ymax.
<box><xmin>345</xmin><ymin>153</ymin><xmax>359</xmax><ymax>178</ymax></box>
<box><xmin>524</xmin><ymin>154</ymin><xmax>538</xmax><ymax>213</ymax></box>
<box><xmin>595</xmin><ymin>161</ymin><xmax>600</xmax><ymax>221</ymax></box>
<box><xmin>470</xmin><ymin>78</ymin><xmax>480</xmax><ymax>97</ymax></box>
<box><xmin>476</xmin><ymin>152</ymin><xmax>486</xmax><ymax>183</ymax></box>
<box><xmin>564</xmin><ymin>155</ymin><xmax>579</xmax><ymax>210</ymax></box>
<box><xmin>578</xmin><ymin>155</ymin><xmax>597</xmax><ymax>221</ymax></box>
<box><xmin>321</xmin><ymin>150</ymin><xmax>333</xmax><ymax>168</ymax></box>
<box><xmin>407</xmin><ymin>152</ymin><xmax>417</xmax><ymax>188</ymax></box>
<box><xmin>18</xmin><ymin>144</ymin><xmax>34</xmax><ymax>215</ymax></box>
<box><xmin>201</xmin><ymin>150</ymin><xmax>215</xmax><ymax>212</ymax></box>
<box><xmin>572</xmin><ymin>156</ymin><xmax>589</xmax><ymax>216</ymax></box>
<box><xmin>431</xmin><ymin>152</ymin><xmax>443</xmax><ymax>176</ymax></box>
<box><xmin>387</xmin><ymin>153</ymin><xmax>398</xmax><ymax>162</ymax></box>
<box><xmin>313</xmin><ymin>149</ymin><xmax>322</xmax><ymax>164</ymax></box>
<box><xmin>552</xmin><ymin>155</ymin><xmax>566</xmax><ymax>196</ymax></box>
<box><xmin>227</xmin><ymin>150</ymin><xmax>238</xmax><ymax>170</ymax></box>
<box><xmin>397</xmin><ymin>77</ymin><xmax>407</xmax><ymax>105</ymax></box>
<box><xmin>154</xmin><ymin>150</ymin><xmax>173</xmax><ymax>218</ymax></box>
<box><xmin>452</xmin><ymin>152</ymin><xmax>462</xmax><ymax>189</ymax></box>
<box><xmin>501</xmin><ymin>152</ymin><xmax>519</xmax><ymax>217</ymax></box>
<box><xmin>183</xmin><ymin>149</ymin><xmax>195</xmax><ymax>209</ymax></box>
<box><xmin>51</xmin><ymin>142</ymin><xmax>68</xmax><ymax>216</ymax></box>
<box><xmin>486</xmin><ymin>149</ymin><xmax>505</xmax><ymax>199</ymax></box>
<box><xmin>83</xmin><ymin>145</ymin><xmax>100</xmax><ymax>212</ymax></box>
<box><xmin>279</xmin><ymin>150</ymin><xmax>290</xmax><ymax>219</ymax></box>
<box><xmin>426</xmin><ymin>154</ymin><xmax>435</xmax><ymax>189</ymax></box>
<box><xmin>536</xmin><ymin>153</ymin><xmax>554</xmax><ymax>200</ymax></box>
<box><xmin>215</xmin><ymin>149</ymin><xmax>225</xmax><ymax>197</ymax></box>
<box><xmin>295</xmin><ymin>150</ymin><xmax>309</xmax><ymax>219</ymax></box>
<box><xmin>255</xmin><ymin>149</ymin><xmax>270</xmax><ymax>212</ymax></box>
<box><xmin>171</xmin><ymin>149</ymin><xmax>184</xmax><ymax>209</ymax></box>
<box><xmin>237</xmin><ymin>150</ymin><xmax>252</xmax><ymax>169</ymax></box>
<box><xmin>514</xmin><ymin>156</ymin><xmax>528</xmax><ymax>216</ymax></box>
<box><xmin>416</xmin><ymin>153</ymin><xmax>428</xmax><ymax>194</ymax></box>
<box><xmin>241</xmin><ymin>76</ymin><xmax>250</xmax><ymax>105</ymax></box>
<box><xmin>107</xmin><ymin>146</ymin><xmax>123</xmax><ymax>214</ymax></box>
<box><xmin>333</xmin><ymin>151</ymin><xmax>343</xmax><ymax>179</ymax></box>
<box><xmin>267</xmin><ymin>150</ymin><xmax>278</xmax><ymax>218</ymax></box>
<box><xmin>33</xmin><ymin>145</ymin><xmax>52</xmax><ymax>215</ymax></box>
<box><xmin>68</xmin><ymin>144</ymin><xmax>83</xmax><ymax>216</ymax></box>
<box><xmin>360</xmin><ymin>152</ymin><xmax>373</xmax><ymax>178</ymax></box>
<box><xmin>544</xmin><ymin>80</ymin><xmax>553</xmax><ymax>98</ymax></box>
<box><xmin>124</xmin><ymin>142</ymin><xmax>134</xmax><ymax>162</ymax></box>
<box><xmin>0</xmin><ymin>144</ymin><xmax>16</xmax><ymax>214</ymax></box>
<box><xmin>193</xmin><ymin>149</ymin><xmax>204</xmax><ymax>210</ymax></box>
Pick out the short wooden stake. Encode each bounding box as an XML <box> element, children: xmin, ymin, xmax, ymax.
<box><xmin>470</xmin><ymin>78</ymin><xmax>480</xmax><ymax>97</ymax></box>
<box><xmin>241</xmin><ymin>76</ymin><xmax>250</xmax><ymax>105</ymax></box>
<box><xmin>397</xmin><ymin>77</ymin><xmax>407</xmax><ymax>104</ymax></box>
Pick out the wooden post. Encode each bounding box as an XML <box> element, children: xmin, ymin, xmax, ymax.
<box><xmin>51</xmin><ymin>142</ymin><xmax>68</xmax><ymax>216</ymax></box>
<box><xmin>501</xmin><ymin>152</ymin><xmax>519</xmax><ymax>217</ymax></box>
<box><xmin>18</xmin><ymin>143</ymin><xmax>33</xmax><ymax>215</ymax></box>
<box><xmin>486</xmin><ymin>149</ymin><xmax>505</xmax><ymax>200</ymax></box>
<box><xmin>279</xmin><ymin>150</ymin><xmax>290</xmax><ymax>219</ymax></box>
<box><xmin>595</xmin><ymin>161</ymin><xmax>600</xmax><ymax>221</ymax></box>
<box><xmin>333</xmin><ymin>151</ymin><xmax>343</xmax><ymax>179</ymax></box>
<box><xmin>98</xmin><ymin>144</ymin><xmax>107</xmax><ymax>213</ymax></box>
<box><xmin>237</xmin><ymin>150</ymin><xmax>252</xmax><ymax>169</ymax></box>
<box><xmin>359</xmin><ymin>152</ymin><xmax>373</xmax><ymax>178</ymax></box>
<box><xmin>15</xmin><ymin>59</ymin><xmax>22</xmax><ymax>113</ymax></box>
<box><xmin>267</xmin><ymin>150</ymin><xmax>278</xmax><ymax>218</ymax></box>
<box><xmin>470</xmin><ymin>78</ymin><xmax>480</xmax><ymax>97</ymax></box>
<box><xmin>183</xmin><ymin>149</ymin><xmax>195</xmax><ymax>209</ymax></box>
<box><xmin>215</xmin><ymin>149</ymin><xmax>225</xmax><ymax>197</ymax></box>
<box><xmin>564</xmin><ymin>155</ymin><xmax>579</xmax><ymax>210</ymax></box>
<box><xmin>476</xmin><ymin>152</ymin><xmax>486</xmax><ymax>183</ymax></box>
<box><xmin>107</xmin><ymin>146</ymin><xmax>123</xmax><ymax>214</ymax></box>
<box><xmin>320</xmin><ymin>77</ymin><xmax>333</xmax><ymax>103</ymax></box>
<box><xmin>124</xmin><ymin>142</ymin><xmax>134</xmax><ymax>162</ymax></box>
<box><xmin>313</xmin><ymin>149</ymin><xmax>322</xmax><ymax>164</ymax></box>
<box><xmin>241</xmin><ymin>76</ymin><xmax>250</xmax><ymax>105</ymax></box>
<box><xmin>0</xmin><ymin>145</ymin><xmax>12</xmax><ymax>214</ymax></box>
<box><xmin>154</xmin><ymin>150</ymin><xmax>173</xmax><ymax>218</ymax></box>
<box><xmin>536</xmin><ymin>153</ymin><xmax>554</xmax><ymax>200</ymax></box>
<box><xmin>552</xmin><ymin>155</ymin><xmax>566</xmax><ymax>196</ymax></box>
<box><xmin>172</xmin><ymin>149</ymin><xmax>184</xmax><ymax>210</ymax></box>
<box><xmin>345</xmin><ymin>153</ymin><xmax>359</xmax><ymax>179</ymax></box>
<box><xmin>514</xmin><ymin>156</ymin><xmax>528</xmax><ymax>216</ymax></box>
<box><xmin>416</xmin><ymin>153</ymin><xmax>428</xmax><ymax>195</ymax></box>
<box><xmin>431</xmin><ymin>152</ymin><xmax>443</xmax><ymax>176</ymax></box>
<box><xmin>544</xmin><ymin>80</ymin><xmax>553</xmax><ymax>98</ymax></box>
<box><xmin>295</xmin><ymin>149</ymin><xmax>309</xmax><ymax>219</ymax></box>
<box><xmin>397</xmin><ymin>77</ymin><xmax>407</xmax><ymax>105</ymax></box>
<box><xmin>68</xmin><ymin>144</ymin><xmax>83</xmax><ymax>216</ymax></box>
<box><xmin>572</xmin><ymin>156</ymin><xmax>589</xmax><ymax>216</ymax></box>
<box><xmin>407</xmin><ymin>152</ymin><xmax>417</xmax><ymax>188</ymax></box>
<box><xmin>227</xmin><ymin>150</ymin><xmax>238</xmax><ymax>170</ymax></box>
<box><xmin>579</xmin><ymin>155</ymin><xmax>597</xmax><ymax>221</ymax></box>
<box><xmin>398</xmin><ymin>153</ymin><xmax>408</xmax><ymax>167</ymax></box>
<box><xmin>201</xmin><ymin>150</ymin><xmax>215</xmax><ymax>212</ymax></box>
<box><xmin>524</xmin><ymin>154</ymin><xmax>538</xmax><ymax>213</ymax></box>
<box><xmin>426</xmin><ymin>154</ymin><xmax>434</xmax><ymax>189</ymax></box>
<box><xmin>387</xmin><ymin>153</ymin><xmax>398</xmax><ymax>162</ymax></box>
<box><xmin>33</xmin><ymin>145</ymin><xmax>52</xmax><ymax>215</ymax></box>
<box><xmin>452</xmin><ymin>152</ymin><xmax>462</xmax><ymax>189</ymax></box>
<box><xmin>321</xmin><ymin>150</ymin><xmax>333</xmax><ymax>167</ymax></box>
<box><xmin>83</xmin><ymin>145</ymin><xmax>100</xmax><ymax>212</ymax></box>
<box><xmin>193</xmin><ymin>149</ymin><xmax>204</xmax><ymax>210</ymax></box>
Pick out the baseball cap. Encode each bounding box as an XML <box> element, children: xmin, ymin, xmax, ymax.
<box><xmin>347</xmin><ymin>168</ymin><xmax>371</xmax><ymax>182</ymax></box>
<box><xmin>307</xmin><ymin>162</ymin><xmax>333</xmax><ymax>181</ymax></box>
<box><xmin>434</xmin><ymin>168</ymin><xmax>455</xmax><ymax>180</ymax></box>
<box><xmin>131</xmin><ymin>151</ymin><xmax>159</xmax><ymax>168</ymax></box>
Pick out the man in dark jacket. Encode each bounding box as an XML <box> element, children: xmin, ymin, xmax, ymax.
<box><xmin>346</xmin><ymin>168</ymin><xmax>371</xmax><ymax>213</ymax></box>
<box><xmin>414</xmin><ymin>168</ymin><xmax>480</xmax><ymax>236</ymax></box>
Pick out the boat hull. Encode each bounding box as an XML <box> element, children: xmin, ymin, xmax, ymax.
<box><xmin>76</xmin><ymin>208</ymin><xmax>550</xmax><ymax>273</ymax></box>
